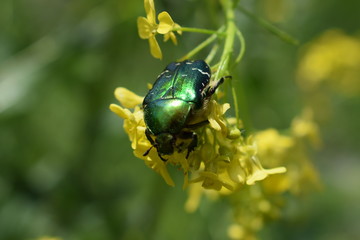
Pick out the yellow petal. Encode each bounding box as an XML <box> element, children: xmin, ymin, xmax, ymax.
<box><xmin>114</xmin><ymin>87</ymin><xmax>143</xmax><ymax>108</ymax></box>
<box><xmin>137</xmin><ymin>17</ymin><xmax>154</xmax><ymax>39</ymax></box>
<box><xmin>209</xmin><ymin>118</ymin><xmax>222</xmax><ymax>131</ymax></box>
<box><xmin>202</xmin><ymin>178</ymin><xmax>222</xmax><ymax>191</ymax></box>
<box><xmin>109</xmin><ymin>104</ymin><xmax>132</xmax><ymax>119</ymax></box>
<box><xmin>159</xmin><ymin>165</ymin><xmax>175</xmax><ymax>186</ymax></box>
<box><xmin>246</xmin><ymin>163</ymin><xmax>286</xmax><ymax>185</ymax></box>
<box><xmin>163</xmin><ymin>32</ymin><xmax>178</xmax><ymax>45</ymax></box>
<box><xmin>184</xmin><ymin>183</ymin><xmax>203</xmax><ymax>213</ymax></box>
<box><xmin>291</xmin><ymin>109</ymin><xmax>321</xmax><ymax>148</ymax></box>
<box><xmin>144</xmin><ymin>0</ymin><xmax>156</xmax><ymax>24</ymax></box>
<box><xmin>149</xmin><ymin>36</ymin><xmax>162</xmax><ymax>59</ymax></box>
<box><xmin>163</xmin><ymin>33</ymin><xmax>170</xmax><ymax>42</ymax></box>
<box><xmin>228</xmin><ymin>224</ymin><xmax>246</xmax><ymax>240</ymax></box>
<box><xmin>227</xmin><ymin>158</ymin><xmax>246</xmax><ymax>184</ymax></box>
<box><xmin>262</xmin><ymin>174</ymin><xmax>291</xmax><ymax>193</ymax></box>
<box><xmin>157</xmin><ymin>11</ymin><xmax>174</xmax><ymax>34</ymax></box>
<box><xmin>174</xmin><ymin>23</ymin><xmax>182</xmax><ymax>34</ymax></box>
<box><xmin>169</xmin><ymin>32</ymin><xmax>178</xmax><ymax>45</ymax></box>
<box><xmin>222</xmin><ymin>103</ymin><xmax>230</xmax><ymax>114</ymax></box>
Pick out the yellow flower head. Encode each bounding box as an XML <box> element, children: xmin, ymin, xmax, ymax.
<box><xmin>254</xmin><ymin>110</ymin><xmax>321</xmax><ymax>195</ymax></box>
<box><xmin>110</xmin><ymin>86</ymin><xmax>286</xmax><ymax>190</ymax></box>
<box><xmin>297</xmin><ymin>29</ymin><xmax>360</xmax><ymax>96</ymax></box>
<box><xmin>137</xmin><ymin>0</ymin><xmax>182</xmax><ymax>59</ymax></box>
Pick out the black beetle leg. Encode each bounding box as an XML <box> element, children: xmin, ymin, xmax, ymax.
<box><xmin>157</xmin><ymin>153</ymin><xmax>168</xmax><ymax>162</ymax></box>
<box><xmin>186</xmin><ymin>133</ymin><xmax>198</xmax><ymax>159</ymax></box>
<box><xmin>144</xmin><ymin>129</ymin><xmax>168</xmax><ymax>161</ymax></box>
<box><xmin>143</xmin><ymin>129</ymin><xmax>155</xmax><ymax>156</ymax></box>
<box><xmin>143</xmin><ymin>146</ymin><xmax>153</xmax><ymax>156</ymax></box>
<box><xmin>206</xmin><ymin>75</ymin><xmax>231</xmax><ymax>97</ymax></box>
<box><xmin>145</xmin><ymin>129</ymin><xmax>155</xmax><ymax>144</ymax></box>
<box><xmin>176</xmin><ymin>142</ymin><xmax>185</xmax><ymax>153</ymax></box>
<box><xmin>178</xmin><ymin>131</ymin><xmax>198</xmax><ymax>159</ymax></box>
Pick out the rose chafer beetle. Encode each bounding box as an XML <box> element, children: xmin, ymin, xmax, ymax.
<box><xmin>143</xmin><ymin>60</ymin><xmax>225</xmax><ymax>161</ymax></box>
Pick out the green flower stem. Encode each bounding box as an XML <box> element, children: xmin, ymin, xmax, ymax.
<box><xmin>237</xmin><ymin>5</ymin><xmax>299</xmax><ymax>45</ymax></box>
<box><xmin>234</xmin><ymin>28</ymin><xmax>246</xmax><ymax>65</ymax></box>
<box><xmin>173</xmin><ymin>27</ymin><xmax>225</xmax><ymax>36</ymax></box>
<box><xmin>178</xmin><ymin>26</ymin><xmax>225</xmax><ymax>62</ymax></box>
<box><xmin>230</xmin><ymin>80</ymin><xmax>241</xmax><ymax>128</ymax></box>
<box><xmin>205</xmin><ymin>43</ymin><xmax>219</xmax><ymax>64</ymax></box>
<box><xmin>215</xmin><ymin>0</ymin><xmax>236</xmax><ymax>79</ymax></box>
<box><xmin>178</xmin><ymin>34</ymin><xmax>217</xmax><ymax>61</ymax></box>
<box><xmin>216</xmin><ymin>0</ymin><xmax>241</xmax><ymax>128</ymax></box>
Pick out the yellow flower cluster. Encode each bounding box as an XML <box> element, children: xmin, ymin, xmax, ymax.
<box><xmin>297</xmin><ymin>29</ymin><xmax>360</xmax><ymax>96</ymax></box>
<box><xmin>35</xmin><ymin>237</ymin><xmax>62</xmax><ymax>240</ymax></box>
<box><xmin>137</xmin><ymin>0</ymin><xmax>181</xmax><ymax>59</ymax></box>
<box><xmin>110</xmin><ymin>87</ymin><xmax>286</xmax><ymax>190</ymax></box>
<box><xmin>184</xmin><ymin>109</ymin><xmax>321</xmax><ymax>240</ymax></box>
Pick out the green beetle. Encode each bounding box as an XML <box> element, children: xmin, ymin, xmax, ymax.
<box><xmin>143</xmin><ymin>60</ymin><xmax>225</xmax><ymax>161</ymax></box>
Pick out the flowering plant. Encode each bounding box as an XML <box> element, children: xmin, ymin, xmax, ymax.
<box><xmin>110</xmin><ymin>0</ymin><xmax>321</xmax><ymax>238</ymax></box>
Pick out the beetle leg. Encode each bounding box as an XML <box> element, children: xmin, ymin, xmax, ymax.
<box><xmin>186</xmin><ymin>132</ymin><xmax>198</xmax><ymax>159</ymax></box>
<box><xmin>143</xmin><ymin>129</ymin><xmax>155</xmax><ymax>156</ymax></box>
<box><xmin>178</xmin><ymin>131</ymin><xmax>198</xmax><ymax>158</ymax></box>
<box><xmin>143</xmin><ymin>146</ymin><xmax>153</xmax><ymax>156</ymax></box>
<box><xmin>176</xmin><ymin>142</ymin><xmax>185</xmax><ymax>153</ymax></box>
<box><xmin>157</xmin><ymin>153</ymin><xmax>168</xmax><ymax>162</ymax></box>
<box><xmin>145</xmin><ymin>129</ymin><xmax>155</xmax><ymax>145</ymax></box>
<box><xmin>206</xmin><ymin>75</ymin><xmax>231</xmax><ymax>97</ymax></box>
<box><xmin>145</xmin><ymin>129</ymin><xmax>169</xmax><ymax>161</ymax></box>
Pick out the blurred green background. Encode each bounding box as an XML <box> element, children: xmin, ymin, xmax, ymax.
<box><xmin>1</xmin><ymin>0</ymin><xmax>360</xmax><ymax>239</ymax></box>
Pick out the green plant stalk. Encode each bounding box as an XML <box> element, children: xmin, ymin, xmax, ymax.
<box><xmin>216</xmin><ymin>0</ymin><xmax>235</xmax><ymax>79</ymax></box>
<box><xmin>174</xmin><ymin>27</ymin><xmax>225</xmax><ymax>36</ymax></box>
<box><xmin>217</xmin><ymin>0</ymin><xmax>241</xmax><ymax>128</ymax></box>
<box><xmin>178</xmin><ymin>26</ymin><xmax>225</xmax><ymax>61</ymax></box>
<box><xmin>237</xmin><ymin>5</ymin><xmax>299</xmax><ymax>45</ymax></box>
<box><xmin>205</xmin><ymin>43</ymin><xmax>219</xmax><ymax>64</ymax></box>
<box><xmin>178</xmin><ymin>33</ymin><xmax>217</xmax><ymax>61</ymax></box>
<box><xmin>234</xmin><ymin>28</ymin><xmax>246</xmax><ymax>65</ymax></box>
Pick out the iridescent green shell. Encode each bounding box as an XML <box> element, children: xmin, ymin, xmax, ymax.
<box><xmin>143</xmin><ymin>60</ymin><xmax>211</xmax><ymax>135</ymax></box>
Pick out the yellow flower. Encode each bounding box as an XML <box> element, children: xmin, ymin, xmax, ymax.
<box><xmin>184</xmin><ymin>182</ymin><xmax>203</xmax><ymax>213</ymax></box>
<box><xmin>190</xmin><ymin>162</ymin><xmax>236</xmax><ymax>191</ymax></box>
<box><xmin>184</xmin><ymin>110</ymin><xmax>321</xmax><ymax>239</ymax></box>
<box><xmin>254</xmin><ymin>128</ymin><xmax>294</xmax><ymax>166</ymax></box>
<box><xmin>137</xmin><ymin>0</ymin><xmax>181</xmax><ymax>59</ymax></box>
<box><xmin>110</xmin><ymin>87</ymin><xmax>286</xmax><ymax>190</ymax></box>
<box><xmin>228</xmin><ymin>223</ymin><xmax>256</xmax><ymax>240</ymax></box>
<box><xmin>297</xmin><ymin>29</ymin><xmax>360</xmax><ymax>96</ymax></box>
<box><xmin>236</xmin><ymin>137</ymin><xmax>286</xmax><ymax>185</ymax></box>
<box><xmin>254</xmin><ymin>110</ymin><xmax>321</xmax><ymax>195</ymax></box>
<box><xmin>291</xmin><ymin>108</ymin><xmax>321</xmax><ymax>148</ymax></box>
<box><xmin>110</xmin><ymin>87</ymin><xmax>322</xmax><ymax>240</ymax></box>
<box><xmin>207</xmin><ymin>100</ymin><xmax>230</xmax><ymax>135</ymax></box>
<box><xmin>110</xmin><ymin>89</ymin><xmax>175</xmax><ymax>186</ymax></box>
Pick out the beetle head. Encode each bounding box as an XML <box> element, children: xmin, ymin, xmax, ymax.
<box><xmin>155</xmin><ymin>133</ymin><xmax>175</xmax><ymax>155</ymax></box>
